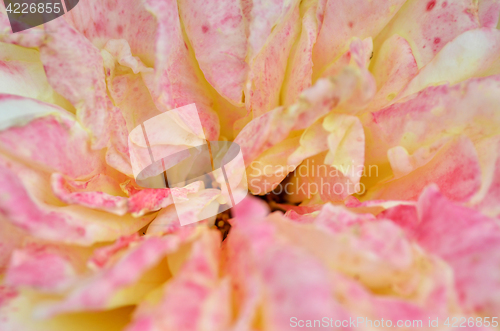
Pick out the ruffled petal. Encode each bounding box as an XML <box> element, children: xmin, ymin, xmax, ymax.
<box><xmin>364</xmin><ymin>75</ymin><xmax>500</xmax><ymax>195</ymax></box>
<box><xmin>0</xmin><ymin>158</ymin><xmax>153</xmax><ymax>245</ymax></box>
<box><xmin>237</xmin><ymin>65</ymin><xmax>374</xmax><ymax>166</ymax></box>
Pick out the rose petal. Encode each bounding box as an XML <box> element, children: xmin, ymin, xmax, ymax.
<box><xmin>36</xmin><ymin>235</ymin><xmax>181</xmax><ymax>317</ymax></box>
<box><xmin>0</xmin><ymin>43</ymin><xmax>73</xmax><ymax>111</ymax></box>
<box><xmin>178</xmin><ymin>0</ymin><xmax>248</xmax><ymax>106</ymax></box>
<box><xmin>144</xmin><ymin>0</ymin><xmax>220</xmax><ymax>141</ymax></box>
<box><xmin>126</xmin><ymin>230</ymin><xmax>229</xmax><ymax>331</ymax></box>
<box><xmin>0</xmin><ymin>105</ymin><xmax>102</xmax><ymax>178</ymax></box>
<box><xmin>478</xmin><ymin>0</ymin><xmax>500</xmax><ymax>28</ymax></box>
<box><xmin>312</xmin><ymin>0</ymin><xmax>406</xmax><ymax>78</ymax></box>
<box><xmin>374</xmin><ymin>0</ymin><xmax>480</xmax><ymax>68</ymax></box>
<box><xmin>280</xmin><ymin>0</ymin><xmax>322</xmax><ymax>106</ymax></box>
<box><xmin>40</xmin><ymin>18</ymin><xmax>110</xmax><ymax>149</ymax></box>
<box><xmin>245</xmin><ymin>1</ymin><xmax>301</xmax><ymax>117</ymax></box>
<box><xmin>0</xmin><ymin>156</ymin><xmax>153</xmax><ymax>245</ymax></box>
<box><xmin>368</xmin><ymin>35</ymin><xmax>418</xmax><ymax>110</ymax></box>
<box><xmin>400</xmin><ymin>28</ymin><xmax>500</xmax><ymax>98</ymax></box>
<box><xmin>370</xmin><ymin>136</ymin><xmax>481</xmax><ymax>202</ymax></box>
<box><xmin>64</xmin><ymin>0</ymin><xmax>157</xmax><ymax>65</ymax></box>
<box><xmin>399</xmin><ymin>185</ymin><xmax>500</xmax><ymax>315</ymax></box>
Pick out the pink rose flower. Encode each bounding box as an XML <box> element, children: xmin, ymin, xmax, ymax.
<box><xmin>1</xmin><ymin>0</ymin><xmax>500</xmax><ymax>330</ymax></box>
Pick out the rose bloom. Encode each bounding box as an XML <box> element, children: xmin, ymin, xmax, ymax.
<box><xmin>1</xmin><ymin>0</ymin><xmax>500</xmax><ymax>330</ymax></box>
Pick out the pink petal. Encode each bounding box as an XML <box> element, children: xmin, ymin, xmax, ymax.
<box><xmin>5</xmin><ymin>247</ymin><xmax>76</xmax><ymax>292</ymax></box>
<box><xmin>64</xmin><ymin>0</ymin><xmax>157</xmax><ymax>64</ymax></box>
<box><xmin>374</xmin><ymin>0</ymin><xmax>480</xmax><ymax>68</ymax></box>
<box><xmin>245</xmin><ymin>2</ymin><xmax>301</xmax><ymax>117</ymax></box>
<box><xmin>478</xmin><ymin>0</ymin><xmax>500</xmax><ymax>28</ymax></box>
<box><xmin>236</xmin><ymin>67</ymin><xmax>374</xmax><ymax>166</ymax></box>
<box><xmin>400</xmin><ymin>28</ymin><xmax>500</xmax><ymax>98</ymax></box>
<box><xmin>37</xmin><ymin>235</ymin><xmax>181</xmax><ymax>316</ymax></box>
<box><xmin>365</xmin><ymin>75</ymin><xmax>500</xmax><ymax>173</ymax></box>
<box><xmin>0</xmin><ymin>43</ymin><xmax>71</xmax><ymax>110</ymax></box>
<box><xmin>0</xmin><ymin>98</ymin><xmax>102</xmax><ymax>178</ymax></box>
<box><xmin>406</xmin><ymin>185</ymin><xmax>500</xmax><ymax>315</ymax></box>
<box><xmin>227</xmin><ymin>200</ymin><xmax>351</xmax><ymax>330</ymax></box>
<box><xmin>178</xmin><ymin>0</ymin><xmax>248</xmax><ymax>106</ymax></box>
<box><xmin>368</xmin><ymin>35</ymin><xmax>418</xmax><ymax>110</ymax></box>
<box><xmin>126</xmin><ymin>230</ymin><xmax>229</xmax><ymax>331</ymax></box>
<box><xmin>0</xmin><ymin>218</ymin><xmax>25</xmax><ymax>274</ymax></box>
<box><xmin>313</xmin><ymin>0</ymin><xmax>406</xmax><ymax>78</ymax></box>
<box><xmin>371</xmin><ymin>136</ymin><xmax>481</xmax><ymax>201</ymax></box>
<box><xmin>144</xmin><ymin>0</ymin><xmax>219</xmax><ymax>141</ymax></box>
<box><xmin>0</xmin><ymin>156</ymin><xmax>153</xmax><ymax>245</ymax></box>
<box><xmin>281</xmin><ymin>0</ymin><xmax>322</xmax><ymax>106</ymax></box>
<box><xmin>50</xmin><ymin>173</ymin><xmax>128</xmax><ymax>215</ymax></box>
<box><xmin>40</xmin><ymin>18</ymin><xmax>110</xmax><ymax>149</ymax></box>
<box><xmin>0</xmin><ymin>10</ymin><xmax>45</xmax><ymax>48</ymax></box>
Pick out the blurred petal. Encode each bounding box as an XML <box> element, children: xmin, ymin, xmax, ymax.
<box><xmin>227</xmin><ymin>199</ymin><xmax>351</xmax><ymax>330</ymax></box>
<box><xmin>37</xmin><ymin>235</ymin><xmax>181</xmax><ymax>316</ymax></box>
<box><xmin>365</xmin><ymin>75</ymin><xmax>500</xmax><ymax>174</ymax></box>
<box><xmin>0</xmin><ymin>158</ymin><xmax>153</xmax><ymax>245</ymax></box>
<box><xmin>126</xmin><ymin>230</ymin><xmax>229</xmax><ymax>331</ymax></box>
<box><xmin>399</xmin><ymin>186</ymin><xmax>500</xmax><ymax>315</ymax></box>
<box><xmin>478</xmin><ymin>0</ymin><xmax>500</xmax><ymax>28</ymax></box>
<box><xmin>5</xmin><ymin>247</ymin><xmax>77</xmax><ymax>292</ymax></box>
